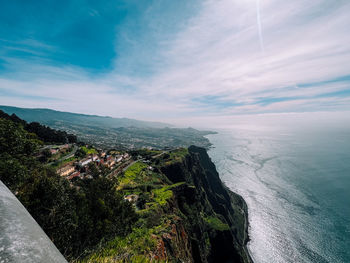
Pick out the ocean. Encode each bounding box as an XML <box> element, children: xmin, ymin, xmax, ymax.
<box><xmin>206</xmin><ymin>123</ymin><xmax>350</xmax><ymax>263</ymax></box>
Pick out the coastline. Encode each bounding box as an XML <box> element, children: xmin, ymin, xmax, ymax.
<box><xmin>186</xmin><ymin>145</ymin><xmax>253</xmax><ymax>263</ymax></box>
<box><xmin>226</xmin><ymin>186</ymin><xmax>253</xmax><ymax>263</ymax></box>
<box><xmin>205</xmin><ymin>134</ymin><xmax>253</xmax><ymax>263</ymax></box>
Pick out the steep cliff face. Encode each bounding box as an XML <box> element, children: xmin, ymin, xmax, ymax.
<box><xmin>79</xmin><ymin>146</ymin><xmax>251</xmax><ymax>263</ymax></box>
<box><xmin>160</xmin><ymin>146</ymin><xmax>251</xmax><ymax>263</ymax></box>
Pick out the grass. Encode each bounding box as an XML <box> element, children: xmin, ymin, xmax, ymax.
<box><xmin>151</xmin><ymin>182</ymin><xmax>185</xmax><ymax>206</ymax></box>
<box><xmin>170</xmin><ymin>148</ymin><xmax>188</xmax><ymax>158</ymax></box>
<box><xmin>81</xmin><ymin>146</ymin><xmax>98</xmax><ymax>155</ymax></box>
<box><xmin>124</xmin><ymin>162</ymin><xmax>148</xmax><ymax>178</ymax></box>
<box><xmin>119</xmin><ymin>161</ymin><xmax>171</xmax><ymax>192</ymax></box>
<box><xmin>77</xmin><ymin>222</ymin><xmax>172</xmax><ymax>263</ymax></box>
<box><xmin>76</xmin><ymin>227</ymin><xmax>156</xmax><ymax>262</ymax></box>
<box><xmin>204</xmin><ymin>216</ymin><xmax>230</xmax><ymax>231</ymax></box>
<box><xmin>119</xmin><ymin>162</ymin><xmax>148</xmax><ymax>188</ymax></box>
<box><xmin>152</xmin><ymin>188</ymin><xmax>173</xmax><ymax>206</ymax></box>
<box><xmin>163</xmin><ymin>148</ymin><xmax>188</xmax><ymax>165</ymax></box>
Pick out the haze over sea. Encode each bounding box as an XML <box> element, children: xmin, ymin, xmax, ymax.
<box><xmin>206</xmin><ymin>118</ymin><xmax>350</xmax><ymax>263</ymax></box>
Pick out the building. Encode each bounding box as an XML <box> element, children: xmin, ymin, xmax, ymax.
<box><xmin>50</xmin><ymin>149</ymin><xmax>58</xmax><ymax>155</ymax></box>
<box><xmin>97</xmin><ymin>158</ymin><xmax>104</xmax><ymax>166</ymax></box>
<box><xmin>57</xmin><ymin>165</ymin><xmax>75</xmax><ymax>177</ymax></box>
<box><xmin>107</xmin><ymin>158</ymin><xmax>116</xmax><ymax>168</ymax></box>
<box><xmin>116</xmin><ymin>155</ymin><xmax>123</xmax><ymax>163</ymax></box>
<box><xmin>79</xmin><ymin>157</ymin><xmax>92</xmax><ymax>167</ymax></box>
<box><xmin>67</xmin><ymin>171</ymin><xmax>80</xmax><ymax>180</ymax></box>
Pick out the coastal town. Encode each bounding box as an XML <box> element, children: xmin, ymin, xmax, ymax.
<box><xmin>40</xmin><ymin>143</ymin><xmax>133</xmax><ymax>181</ymax></box>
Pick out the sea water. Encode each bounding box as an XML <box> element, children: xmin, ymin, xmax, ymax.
<box><xmin>206</xmin><ymin>123</ymin><xmax>350</xmax><ymax>263</ymax></box>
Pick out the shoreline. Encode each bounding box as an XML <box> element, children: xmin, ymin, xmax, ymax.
<box><xmin>226</xmin><ymin>186</ymin><xmax>254</xmax><ymax>263</ymax></box>
<box><xmin>206</xmin><ymin>133</ymin><xmax>253</xmax><ymax>262</ymax></box>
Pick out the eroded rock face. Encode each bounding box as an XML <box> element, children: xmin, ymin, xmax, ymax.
<box><xmin>0</xmin><ymin>181</ymin><xmax>67</xmax><ymax>263</ymax></box>
<box><xmin>159</xmin><ymin>146</ymin><xmax>252</xmax><ymax>263</ymax></box>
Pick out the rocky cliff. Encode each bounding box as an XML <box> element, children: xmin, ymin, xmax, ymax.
<box><xmin>159</xmin><ymin>145</ymin><xmax>251</xmax><ymax>263</ymax></box>
<box><xmin>79</xmin><ymin>146</ymin><xmax>252</xmax><ymax>263</ymax></box>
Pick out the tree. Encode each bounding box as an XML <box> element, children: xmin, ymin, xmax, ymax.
<box><xmin>39</xmin><ymin>148</ymin><xmax>52</xmax><ymax>163</ymax></box>
<box><xmin>0</xmin><ymin>116</ymin><xmax>138</xmax><ymax>260</ymax></box>
<box><xmin>75</xmin><ymin>147</ymin><xmax>86</xmax><ymax>158</ymax></box>
<box><xmin>0</xmin><ymin>118</ymin><xmax>39</xmax><ymax>191</ymax></box>
<box><xmin>88</xmin><ymin>162</ymin><xmax>100</xmax><ymax>178</ymax></box>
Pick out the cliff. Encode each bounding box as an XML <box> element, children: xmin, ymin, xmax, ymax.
<box><xmin>159</xmin><ymin>145</ymin><xmax>251</xmax><ymax>263</ymax></box>
<box><xmin>0</xmin><ymin>111</ymin><xmax>251</xmax><ymax>262</ymax></box>
<box><xmin>81</xmin><ymin>146</ymin><xmax>252</xmax><ymax>263</ymax></box>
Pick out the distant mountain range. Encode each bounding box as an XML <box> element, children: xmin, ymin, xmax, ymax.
<box><xmin>0</xmin><ymin>105</ymin><xmax>215</xmax><ymax>149</ymax></box>
<box><xmin>0</xmin><ymin>105</ymin><xmax>170</xmax><ymax>129</ymax></box>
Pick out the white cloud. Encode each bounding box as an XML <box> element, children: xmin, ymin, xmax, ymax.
<box><xmin>148</xmin><ymin>0</ymin><xmax>350</xmax><ymax>99</ymax></box>
<box><xmin>1</xmin><ymin>0</ymin><xmax>350</xmax><ymax>126</ymax></box>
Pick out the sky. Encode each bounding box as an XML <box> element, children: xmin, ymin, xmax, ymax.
<box><xmin>1</xmin><ymin>0</ymin><xmax>350</xmax><ymax>126</ymax></box>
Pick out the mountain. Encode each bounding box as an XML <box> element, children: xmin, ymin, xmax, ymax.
<box><xmin>0</xmin><ymin>105</ymin><xmax>216</xmax><ymax>149</ymax></box>
<box><xmin>0</xmin><ymin>105</ymin><xmax>170</xmax><ymax>129</ymax></box>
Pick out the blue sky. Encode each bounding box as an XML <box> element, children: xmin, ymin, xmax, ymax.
<box><xmin>1</xmin><ymin>0</ymin><xmax>350</xmax><ymax>126</ymax></box>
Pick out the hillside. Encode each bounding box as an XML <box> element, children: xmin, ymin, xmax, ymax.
<box><xmin>0</xmin><ymin>105</ymin><xmax>169</xmax><ymax>129</ymax></box>
<box><xmin>0</xmin><ymin>105</ymin><xmax>215</xmax><ymax>149</ymax></box>
<box><xmin>0</xmin><ymin>112</ymin><xmax>251</xmax><ymax>262</ymax></box>
<box><xmin>79</xmin><ymin>146</ymin><xmax>252</xmax><ymax>262</ymax></box>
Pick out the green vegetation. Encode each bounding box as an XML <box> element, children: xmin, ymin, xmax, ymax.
<box><xmin>0</xmin><ymin>109</ymin><xmax>77</xmax><ymax>144</ymax></box>
<box><xmin>160</xmin><ymin>148</ymin><xmax>189</xmax><ymax>166</ymax></box>
<box><xmin>74</xmin><ymin>146</ymin><xmax>97</xmax><ymax>158</ymax></box>
<box><xmin>81</xmin><ymin>146</ymin><xmax>97</xmax><ymax>155</ymax></box>
<box><xmin>1</xmin><ymin>110</ymin><xmax>250</xmax><ymax>263</ymax></box>
<box><xmin>124</xmin><ymin>162</ymin><xmax>148</xmax><ymax>179</ymax></box>
<box><xmin>0</xmin><ymin>113</ymin><xmax>137</xmax><ymax>261</ymax></box>
<box><xmin>152</xmin><ymin>182</ymin><xmax>185</xmax><ymax>206</ymax></box>
<box><xmin>152</xmin><ymin>187</ymin><xmax>173</xmax><ymax>206</ymax></box>
<box><xmin>204</xmin><ymin>216</ymin><xmax>230</xmax><ymax>231</ymax></box>
<box><xmin>169</xmin><ymin>148</ymin><xmax>188</xmax><ymax>159</ymax></box>
<box><xmin>119</xmin><ymin>162</ymin><xmax>148</xmax><ymax>188</ymax></box>
<box><xmin>78</xmin><ymin>227</ymin><xmax>157</xmax><ymax>262</ymax></box>
<box><xmin>77</xmin><ymin>213</ymin><xmax>178</xmax><ymax>262</ymax></box>
<box><xmin>51</xmin><ymin>156</ymin><xmax>77</xmax><ymax>168</ymax></box>
<box><xmin>81</xmin><ymin>154</ymin><xmax>190</xmax><ymax>261</ymax></box>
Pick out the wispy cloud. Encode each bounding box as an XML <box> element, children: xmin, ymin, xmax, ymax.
<box><xmin>256</xmin><ymin>0</ymin><xmax>265</xmax><ymax>54</ymax></box>
<box><xmin>0</xmin><ymin>0</ymin><xmax>350</xmax><ymax>125</ymax></box>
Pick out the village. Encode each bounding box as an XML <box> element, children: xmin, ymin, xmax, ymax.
<box><xmin>37</xmin><ymin>143</ymin><xmax>175</xmax><ymax>208</ymax></box>
<box><xmin>40</xmin><ymin>143</ymin><xmax>133</xmax><ymax>181</ymax></box>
